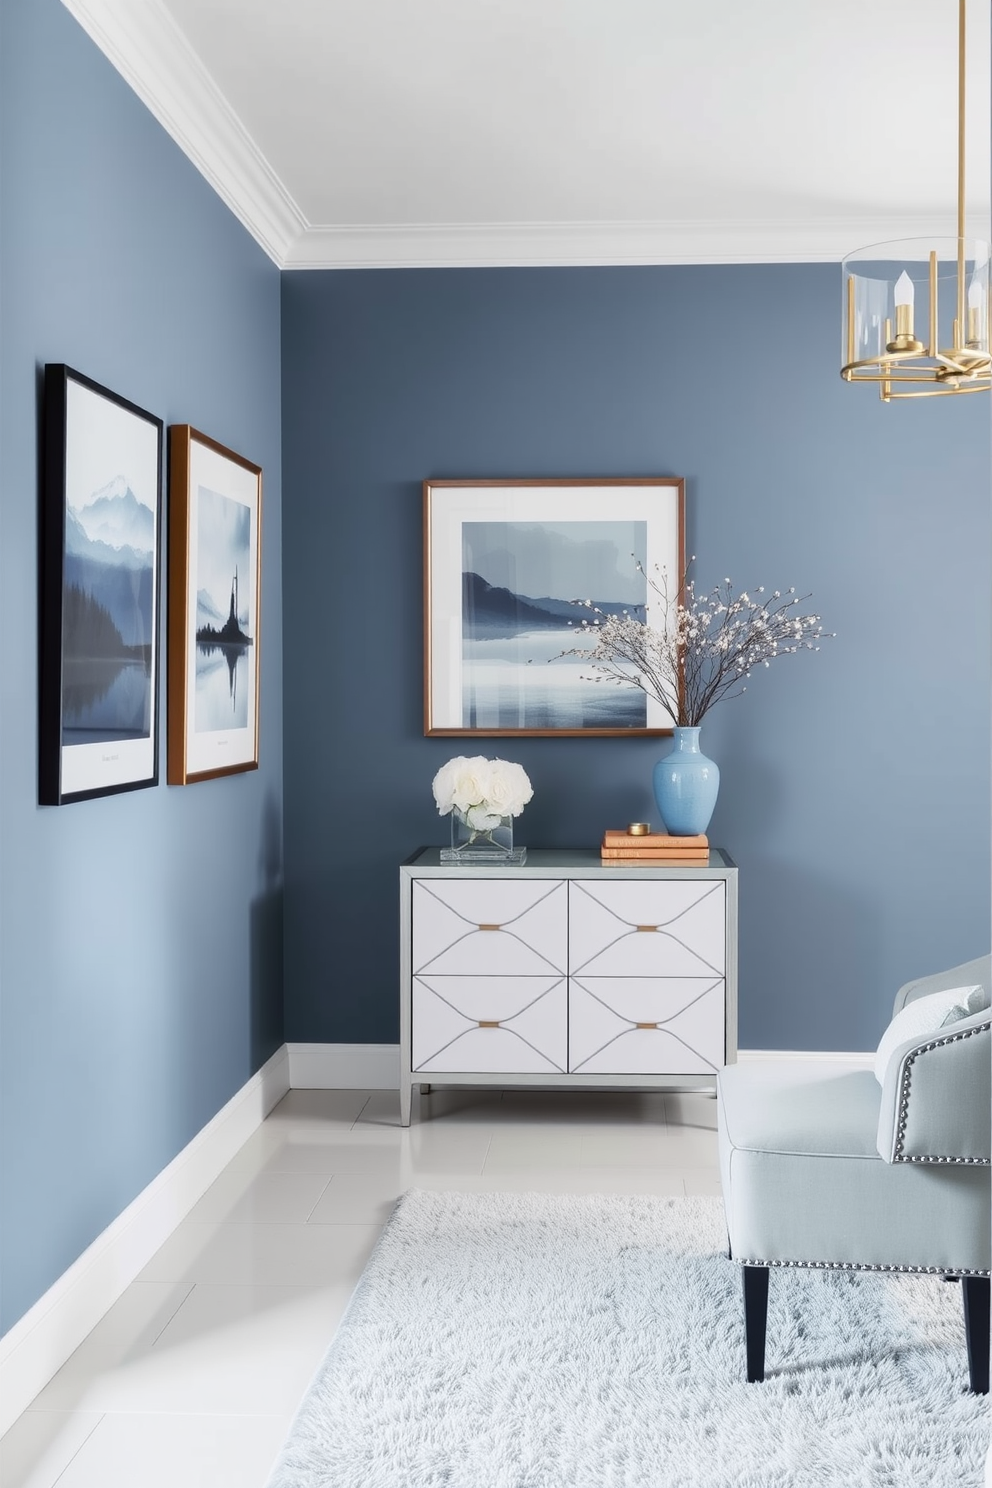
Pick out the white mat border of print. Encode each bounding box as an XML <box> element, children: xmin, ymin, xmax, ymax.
<box><xmin>266</xmin><ymin>1190</ymin><xmax>989</xmax><ymax>1488</ymax></box>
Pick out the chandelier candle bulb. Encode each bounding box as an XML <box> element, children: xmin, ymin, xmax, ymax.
<box><xmin>892</xmin><ymin>273</ymin><xmax>918</xmax><ymax>349</ymax></box>
<box><xmin>894</xmin><ymin>272</ymin><xmax>914</xmax><ymax>311</ymax></box>
<box><xmin>967</xmin><ymin>277</ymin><xmax>984</xmax><ymax>344</ymax></box>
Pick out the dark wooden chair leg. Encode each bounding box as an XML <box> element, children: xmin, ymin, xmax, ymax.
<box><xmin>743</xmin><ymin>1265</ymin><xmax>769</xmax><ymax>1383</ymax></box>
<box><xmin>962</xmin><ymin>1276</ymin><xmax>990</xmax><ymax>1394</ymax></box>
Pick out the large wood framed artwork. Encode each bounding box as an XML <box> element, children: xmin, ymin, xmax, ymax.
<box><xmin>40</xmin><ymin>364</ymin><xmax>163</xmax><ymax>805</ymax></box>
<box><xmin>167</xmin><ymin>426</ymin><xmax>261</xmax><ymax>784</ymax></box>
<box><xmin>423</xmin><ymin>478</ymin><xmax>685</xmax><ymax>737</ymax></box>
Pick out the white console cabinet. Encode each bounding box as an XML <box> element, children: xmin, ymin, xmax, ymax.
<box><xmin>399</xmin><ymin>848</ymin><xmax>737</xmax><ymax>1125</ymax></box>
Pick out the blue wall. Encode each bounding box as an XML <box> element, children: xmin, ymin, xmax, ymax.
<box><xmin>281</xmin><ymin>266</ymin><xmax>990</xmax><ymax>1054</ymax></box>
<box><xmin>0</xmin><ymin>0</ymin><xmax>284</xmax><ymax>1334</ymax></box>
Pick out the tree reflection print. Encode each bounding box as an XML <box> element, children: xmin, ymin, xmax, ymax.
<box><xmin>63</xmin><ymin>473</ymin><xmax>156</xmax><ymax>742</ymax></box>
<box><xmin>168</xmin><ymin>426</ymin><xmax>262</xmax><ymax>784</ymax></box>
<box><xmin>40</xmin><ymin>366</ymin><xmax>163</xmax><ymax>805</ymax></box>
<box><xmin>194</xmin><ymin>486</ymin><xmax>252</xmax><ymax>732</ymax></box>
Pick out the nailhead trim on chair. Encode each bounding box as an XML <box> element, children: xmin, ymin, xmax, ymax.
<box><xmin>893</xmin><ymin>1020</ymin><xmax>991</xmax><ymax>1165</ymax></box>
<box><xmin>735</xmin><ymin>1256</ymin><xmax>991</xmax><ymax>1276</ymax></box>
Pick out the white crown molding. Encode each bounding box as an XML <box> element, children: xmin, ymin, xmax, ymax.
<box><xmin>54</xmin><ymin>3</ymin><xmax>992</xmax><ymax>271</ymax></box>
<box><xmin>60</xmin><ymin>0</ymin><xmax>304</xmax><ymax>266</ymax></box>
<box><xmin>281</xmin><ymin>216</ymin><xmax>981</xmax><ymax>271</ymax></box>
<box><xmin>0</xmin><ymin>1044</ymin><xmax>290</xmax><ymax>1437</ymax></box>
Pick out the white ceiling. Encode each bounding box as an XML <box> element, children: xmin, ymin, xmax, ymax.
<box><xmin>63</xmin><ymin>0</ymin><xmax>992</xmax><ymax>269</ymax></box>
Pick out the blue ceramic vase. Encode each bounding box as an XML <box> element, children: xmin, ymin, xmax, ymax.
<box><xmin>652</xmin><ymin>726</ymin><xmax>720</xmax><ymax>836</ymax></box>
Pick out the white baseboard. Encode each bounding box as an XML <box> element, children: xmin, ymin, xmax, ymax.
<box><xmin>737</xmin><ymin>1049</ymin><xmax>873</xmax><ymax>1064</ymax></box>
<box><xmin>286</xmin><ymin>1043</ymin><xmax>873</xmax><ymax>1089</ymax></box>
<box><xmin>0</xmin><ymin>1043</ymin><xmax>290</xmax><ymax>1436</ymax></box>
<box><xmin>288</xmin><ymin>1042</ymin><xmax>399</xmax><ymax>1090</ymax></box>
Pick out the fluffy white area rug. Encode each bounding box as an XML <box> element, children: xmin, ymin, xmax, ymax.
<box><xmin>266</xmin><ymin>1191</ymin><xmax>989</xmax><ymax>1488</ymax></box>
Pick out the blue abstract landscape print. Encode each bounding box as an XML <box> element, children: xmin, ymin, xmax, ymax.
<box><xmin>461</xmin><ymin>520</ymin><xmax>647</xmax><ymax>729</ymax></box>
<box><xmin>194</xmin><ymin>485</ymin><xmax>252</xmax><ymax>733</ymax></box>
<box><xmin>62</xmin><ymin>473</ymin><xmax>155</xmax><ymax>745</ymax></box>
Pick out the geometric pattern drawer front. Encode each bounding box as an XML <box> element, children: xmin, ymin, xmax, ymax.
<box><xmin>412</xmin><ymin>975</ymin><xmax>566</xmax><ymax>1073</ymax></box>
<box><xmin>413</xmin><ymin>880</ymin><xmax>567</xmax><ymax>978</ymax></box>
<box><xmin>568</xmin><ymin>977</ymin><xmax>724</xmax><ymax>1074</ymax></box>
<box><xmin>568</xmin><ymin>880</ymin><xmax>725</xmax><ymax>978</ymax></box>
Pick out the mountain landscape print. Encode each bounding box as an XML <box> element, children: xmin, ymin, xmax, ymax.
<box><xmin>194</xmin><ymin>484</ymin><xmax>252</xmax><ymax>733</ymax></box>
<box><xmin>461</xmin><ymin>520</ymin><xmax>648</xmax><ymax>729</ymax></box>
<box><xmin>62</xmin><ymin>473</ymin><xmax>155</xmax><ymax>744</ymax></box>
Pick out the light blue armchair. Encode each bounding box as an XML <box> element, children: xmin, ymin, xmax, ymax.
<box><xmin>717</xmin><ymin>956</ymin><xmax>991</xmax><ymax>1392</ymax></box>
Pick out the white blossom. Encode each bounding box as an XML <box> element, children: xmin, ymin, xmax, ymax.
<box><xmin>555</xmin><ymin>563</ymin><xmax>832</xmax><ymax>726</ymax></box>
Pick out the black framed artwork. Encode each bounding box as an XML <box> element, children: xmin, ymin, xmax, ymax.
<box><xmin>40</xmin><ymin>364</ymin><xmax>163</xmax><ymax>805</ymax></box>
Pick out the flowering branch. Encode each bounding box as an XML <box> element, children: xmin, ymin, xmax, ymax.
<box><xmin>558</xmin><ymin>560</ymin><xmax>831</xmax><ymax>727</ymax></box>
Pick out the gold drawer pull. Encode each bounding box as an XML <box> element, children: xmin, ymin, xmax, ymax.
<box><xmin>478</xmin><ymin>923</ymin><xmax>501</xmax><ymax>932</ymax></box>
<box><xmin>635</xmin><ymin>1022</ymin><xmax>659</xmax><ymax>1030</ymax></box>
<box><xmin>478</xmin><ymin>1020</ymin><xmax>501</xmax><ymax>1029</ymax></box>
<box><xmin>635</xmin><ymin>924</ymin><xmax>658</xmax><ymax>933</ymax></box>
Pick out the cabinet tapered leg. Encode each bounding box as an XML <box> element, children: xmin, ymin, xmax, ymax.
<box><xmin>743</xmin><ymin>1265</ymin><xmax>769</xmax><ymax>1383</ymax></box>
<box><xmin>399</xmin><ymin>1079</ymin><xmax>412</xmax><ymax>1128</ymax></box>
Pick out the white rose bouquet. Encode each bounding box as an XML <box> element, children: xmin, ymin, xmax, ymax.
<box><xmin>432</xmin><ymin>755</ymin><xmax>533</xmax><ymax>841</ymax></box>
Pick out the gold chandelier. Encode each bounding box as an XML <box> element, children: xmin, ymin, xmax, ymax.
<box><xmin>841</xmin><ymin>0</ymin><xmax>990</xmax><ymax>400</ymax></box>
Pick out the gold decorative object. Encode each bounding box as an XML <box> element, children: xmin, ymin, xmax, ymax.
<box><xmin>841</xmin><ymin>0</ymin><xmax>990</xmax><ymax>400</ymax></box>
<box><xmin>627</xmin><ymin>822</ymin><xmax>651</xmax><ymax>836</ymax></box>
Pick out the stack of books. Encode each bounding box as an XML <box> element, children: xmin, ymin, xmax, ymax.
<box><xmin>601</xmin><ymin>829</ymin><xmax>709</xmax><ymax>863</ymax></box>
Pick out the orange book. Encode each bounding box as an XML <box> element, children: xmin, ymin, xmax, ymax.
<box><xmin>602</xmin><ymin>830</ymin><xmax>707</xmax><ymax>848</ymax></box>
<box><xmin>600</xmin><ymin>848</ymin><xmax>710</xmax><ymax>862</ymax></box>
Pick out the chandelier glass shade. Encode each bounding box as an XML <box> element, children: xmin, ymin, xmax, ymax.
<box><xmin>842</xmin><ymin>238</ymin><xmax>991</xmax><ymax>399</ymax></box>
<box><xmin>841</xmin><ymin>1</ymin><xmax>991</xmax><ymax>400</ymax></box>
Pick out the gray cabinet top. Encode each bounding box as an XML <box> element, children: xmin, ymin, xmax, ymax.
<box><xmin>403</xmin><ymin>847</ymin><xmax>736</xmax><ymax>877</ymax></box>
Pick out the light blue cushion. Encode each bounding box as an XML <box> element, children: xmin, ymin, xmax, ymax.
<box><xmin>892</xmin><ymin>955</ymin><xmax>991</xmax><ymax>1016</ymax></box>
<box><xmin>873</xmin><ymin>985</ymin><xmax>982</xmax><ymax>1084</ymax></box>
<box><xmin>942</xmin><ymin>986</ymin><xmax>991</xmax><ymax>1022</ymax></box>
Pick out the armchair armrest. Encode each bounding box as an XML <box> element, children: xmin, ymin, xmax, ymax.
<box><xmin>876</xmin><ymin>1009</ymin><xmax>990</xmax><ymax>1165</ymax></box>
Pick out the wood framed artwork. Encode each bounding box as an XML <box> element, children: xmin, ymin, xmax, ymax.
<box><xmin>40</xmin><ymin>364</ymin><xmax>163</xmax><ymax>805</ymax></box>
<box><xmin>424</xmin><ymin>478</ymin><xmax>685</xmax><ymax>736</ymax></box>
<box><xmin>167</xmin><ymin>425</ymin><xmax>261</xmax><ymax>784</ymax></box>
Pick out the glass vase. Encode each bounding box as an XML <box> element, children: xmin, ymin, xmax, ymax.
<box><xmin>440</xmin><ymin>807</ymin><xmax>527</xmax><ymax>864</ymax></box>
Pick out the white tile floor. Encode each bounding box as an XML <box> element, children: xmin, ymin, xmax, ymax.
<box><xmin>0</xmin><ymin>1084</ymin><xmax>721</xmax><ymax>1488</ymax></box>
